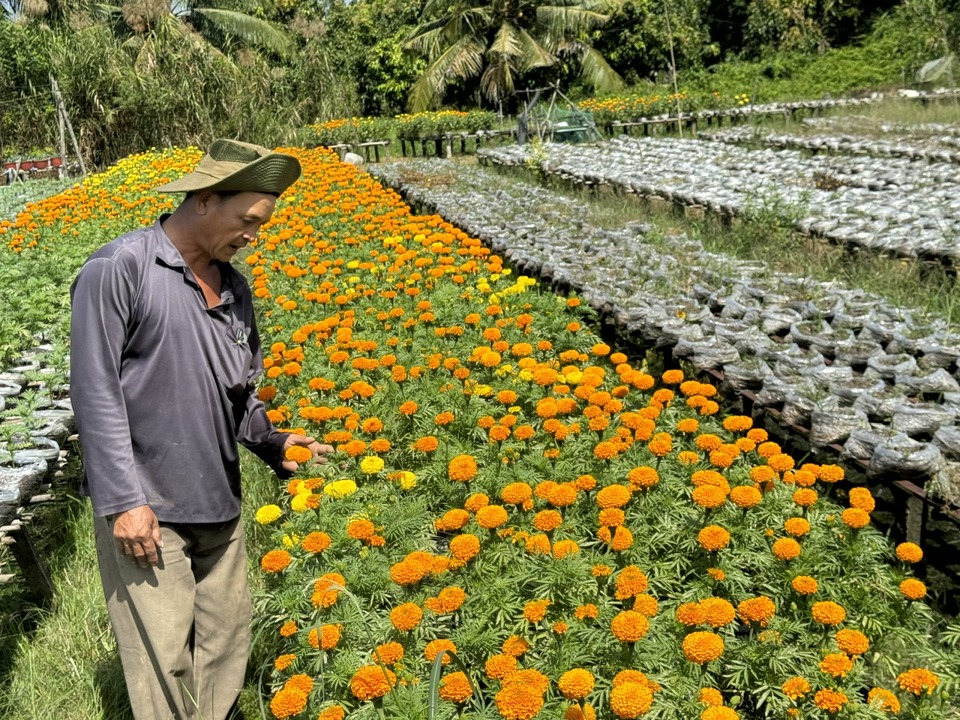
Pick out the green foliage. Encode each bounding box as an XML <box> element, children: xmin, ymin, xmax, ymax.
<box><xmin>393</xmin><ymin>110</ymin><xmax>499</xmax><ymax>140</ymax></box>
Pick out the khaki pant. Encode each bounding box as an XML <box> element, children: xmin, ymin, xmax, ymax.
<box><xmin>94</xmin><ymin>514</ymin><xmax>251</xmax><ymax>720</ymax></box>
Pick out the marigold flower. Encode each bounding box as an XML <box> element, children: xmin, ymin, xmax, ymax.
<box><xmin>772</xmin><ymin>537</ymin><xmax>801</xmax><ymax>561</ymax></box>
<box><xmin>350</xmin><ymin>665</ymin><xmax>396</xmax><ymax>702</ymax></box>
<box><xmin>390</xmin><ymin>602</ymin><xmax>423</xmax><ymax>631</ymax></box>
<box><xmin>867</xmin><ymin>687</ymin><xmax>900</xmax><ymax>713</ymax></box>
<box><xmin>323</xmin><ymin>479</ymin><xmax>357</xmax><ymax>498</ymax></box>
<box><xmin>548</xmin><ymin>483</ymin><xmax>579</xmax><ymax>507</ymax></box>
<box><xmin>308</xmin><ymin>623</ymin><xmax>341</xmax><ymax>651</ymax></box>
<box><xmin>439</xmin><ymin>671</ymin><xmax>473</xmax><ymax>704</ymax></box>
<box><xmin>284</xmin><ymin>445</ymin><xmax>313</xmax><ymax>464</ymax></box>
<box><xmin>615</xmin><ymin>566</ymin><xmax>650</xmax><ymax>599</ymax></box>
<box><xmin>373</xmin><ymin>641</ymin><xmax>404</xmax><ymax>665</ymax></box>
<box><xmin>900</xmin><ymin>578</ymin><xmax>927</xmax><ymax>600</ymax></box>
<box><xmin>698</xmin><ymin>687</ymin><xmax>723</xmax><ymax>706</ymax></box>
<box><xmin>501</xmin><ymin>482</ymin><xmax>533</xmax><ymax>505</ymax></box>
<box><xmin>317</xmin><ymin>706</ymin><xmax>346</xmax><ymax>720</ymax></box>
<box><xmin>738</xmin><ymin>596</ymin><xmax>776</xmax><ymax>626</ymax></box>
<box><xmin>435</xmin><ymin>508</ymin><xmax>471</xmax><ymax>532</ymax></box>
<box><xmin>813</xmin><ymin>688</ymin><xmax>847</xmax><ymax>713</ymax></box>
<box><xmin>848</xmin><ymin>487</ymin><xmax>876</xmax><ymax>512</ymax></box>
<box><xmin>841</xmin><ymin>507</ymin><xmax>870</xmax><ymax>529</ymax></box>
<box><xmin>819</xmin><ymin>652</ymin><xmax>854</xmax><ymax>678</ymax></box>
<box><xmin>565</xmin><ymin>704</ymin><xmax>597</xmax><ymax>720</ymax></box>
<box><xmin>476</xmin><ymin>504</ymin><xmax>509</xmax><ymax>529</ymax></box>
<box><xmin>697</xmin><ymin>525</ymin><xmax>730</xmax><ymax>552</ymax></box>
<box><xmin>791</xmin><ymin>575</ymin><xmax>818</xmax><ymax>595</ymax></box>
<box><xmin>627</xmin><ymin>466</ymin><xmax>659</xmax><ymax>490</ymax></box>
<box><xmin>270</xmin><ymin>686</ymin><xmax>308</xmax><ymax>718</ymax></box>
<box><xmin>812</xmin><ymin>601</ymin><xmax>846</xmax><ymax>626</ymax></box>
<box><xmin>464</xmin><ymin>493</ymin><xmax>490</xmax><ymax>512</ymax></box>
<box><xmin>835</xmin><ymin>629</ymin><xmax>870</xmax><ymax>656</ymax></box>
<box><xmin>255</xmin><ymin>504</ymin><xmax>282</xmax><ymax>524</ymax></box>
<box><xmin>700</xmin><ymin>597</ymin><xmax>735</xmax><ymax>628</ymax></box>
<box><xmin>448</xmin><ymin>454</ymin><xmax>478</xmax><ymax>481</ymax></box>
<box><xmin>425</xmin><ymin>638</ymin><xmax>457</xmax><ymax>665</ymax></box>
<box><xmin>485</xmin><ymin>653</ymin><xmax>518</xmax><ymax>679</ymax></box>
<box><xmin>895</xmin><ymin>542</ymin><xmax>923</xmax><ymax>563</ymax></box>
<box><xmin>692</xmin><ymin>485</ymin><xmax>727</xmax><ymax>509</ymax></box>
<box><xmin>784</xmin><ymin>517</ymin><xmax>810</xmax><ymax>536</ymax></box>
<box><xmin>898</xmin><ymin>667</ymin><xmax>940</xmax><ymax>695</ymax></box>
<box><xmin>279</xmin><ymin>620</ymin><xmax>297</xmax><ymax>637</ymax></box>
<box><xmin>611</xmin><ymin>610</ymin><xmax>650</xmax><ymax>642</ymax></box>
<box><xmin>596</xmin><ymin>484</ymin><xmax>632</xmax><ymax>508</ymax></box>
<box><xmin>347</xmin><ymin>518</ymin><xmax>376</xmax><ymax>540</ymax></box>
<box><xmin>450</xmin><ymin>533</ymin><xmax>481</xmax><ymax>562</ymax></box>
<box><xmin>558</xmin><ymin>669</ymin><xmax>595</xmax><ymax>700</ymax></box>
<box><xmin>274</xmin><ymin>653</ymin><xmax>296</xmax><ymax>671</ymax></box>
<box><xmin>610</xmin><ymin>681</ymin><xmax>654</xmax><ymax>718</ymax></box>
<box><xmin>494</xmin><ymin>683</ymin><xmax>544</xmax><ymax>720</ymax></box>
<box><xmin>729</xmin><ymin>485</ymin><xmax>762</xmax><ymax>509</ymax></box>
<box><xmin>523</xmin><ymin>599</ymin><xmax>551</xmax><ymax>623</ymax></box>
<box><xmin>781</xmin><ymin>676</ymin><xmax>810</xmax><ymax>700</ymax></box>
<box><xmin>792</xmin><ymin>488</ymin><xmax>818</xmax><ymax>508</ymax></box>
<box><xmin>701</xmin><ymin>708</ymin><xmax>738</xmax><ymax>720</ymax></box>
<box><xmin>633</xmin><ymin>593</ymin><xmax>659</xmax><ymax>617</ymax></box>
<box><xmin>359</xmin><ymin>455</ymin><xmax>384</xmax><ymax>474</ymax></box>
<box><xmin>610</xmin><ymin>525</ymin><xmax>634</xmax><ymax>551</ymax></box>
<box><xmin>260</xmin><ymin>549</ymin><xmax>292</xmax><ymax>574</ymax></box>
<box><xmin>533</xmin><ymin>509</ymin><xmax>563</xmax><ymax>532</ymax></box>
<box><xmin>413</xmin><ymin>435</ymin><xmax>440</xmax><ymax>452</ymax></box>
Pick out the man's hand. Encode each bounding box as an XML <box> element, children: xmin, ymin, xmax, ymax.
<box><xmin>282</xmin><ymin>433</ymin><xmax>334</xmax><ymax>474</ymax></box>
<box><xmin>112</xmin><ymin>505</ymin><xmax>163</xmax><ymax>568</ymax></box>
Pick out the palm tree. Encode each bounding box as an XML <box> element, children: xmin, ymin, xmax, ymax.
<box><xmin>98</xmin><ymin>0</ymin><xmax>293</xmax><ymax>61</ymax></box>
<box><xmin>404</xmin><ymin>0</ymin><xmax>625</xmax><ymax>111</ymax></box>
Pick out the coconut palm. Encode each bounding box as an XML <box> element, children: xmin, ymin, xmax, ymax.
<box><xmin>404</xmin><ymin>0</ymin><xmax>625</xmax><ymax>110</ymax></box>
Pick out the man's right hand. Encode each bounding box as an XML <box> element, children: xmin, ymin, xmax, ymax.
<box><xmin>111</xmin><ymin>505</ymin><xmax>163</xmax><ymax>568</ymax></box>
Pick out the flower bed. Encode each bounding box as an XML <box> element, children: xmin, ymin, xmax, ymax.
<box><xmin>1</xmin><ymin>147</ymin><xmax>958</xmax><ymax>719</ymax></box>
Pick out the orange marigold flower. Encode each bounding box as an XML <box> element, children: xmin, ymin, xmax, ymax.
<box><xmin>558</xmin><ymin>669</ymin><xmax>595</xmax><ymax>700</ymax></box>
<box><xmin>627</xmin><ymin>466</ymin><xmax>659</xmax><ymax>490</ymax></box>
<box><xmin>439</xmin><ymin>671</ymin><xmax>473</xmax><ymax>704</ymax></box>
<box><xmin>792</xmin><ymin>575</ymin><xmax>818</xmax><ymax>595</ymax></box>
<box><xmin>600</xmin><ymin>508</ymin><xmax>626</xmax><ymax>527</ymax></box>
<box><xmin>781</xmin><ymin>676</ymin><xmax>811</xmax><ymax>700</ymax></box>
<box><xmin>308</xmin><ymin>623</ymin><xmax>342</xmax><ymax>651</ymax></box>
<box><xmin>494</xmin><ymin>683</ymin><xmax>544</xmax><ymax>720</ymax></box>
<box><xmin>676</xmin><ymin>601</ymin><xmax>705</xmax><ymax>626</ymax></box>
<box><xmin>533</xmin><ymin>509</ymin><xmax>563</xmax><ymax>532</ymax></box>
<box><xmin>270</xmin><ymin>686</ymin><xmax>308</xmax><ymax>718</ymax></box>
<box><xmin>350</xmin><ymin>665</ymin><xmax>396</xmax><ymax>702</ymax></box>
<box><xmin>792</xmin><ymin>488</ymin><xmax>818</xmax><ymax>508</ymax></box>
<box><xmin>811</xmin><ymin>601</ymin><xmax>846</xmax><ymax>626</ymax></box>
<box><xmin>347</xmin><ymin>518</ymin><xmax>376</xmax><ymax>540</ymax></box>
<box><xmin>501</xmin><ymin>635</ymin><xmax>530</xmax><ymax>657</ymax></box>
<box><xmin>501</xmin><ymin>482</ymin><xmax>533</xmax><ymax>505</ymax></box>
<box><xmin>695</xmin><ymin>434</ymin><xmax>723</xmax><ymax>451</ymax></box>
<box><xmin>835</xmin><ymin>629</ymin><xmax>870</xmax><ymax>656</ymax></box>
<box><xmin>692</xmin><ymin>485</ymin><xmax>728</xmax><ymax>509</ymax></box>
<box><xmin>485</xmin><ymin>653</ymin><xmax>518</xmax><ymax>680</ymax></box>
<box><xmin>662</xmin><ymin>369</ymin><xmax>684</xmax><ymax>384</ymax></box>
<box><xmin>722</xmin><ymin>415</ymin><xmax>753</xmax><ymax>432</ymax></box>
<box><xmin>279</xmin><ymin>620</ymin><xmax>297</xmax><ymax>637</ymax></box>
<box><xmin>699</xmin><ymin>597</ymin><xmax>736</xmax><ymax>628</ymax></box>
<box><xmin>609</xmin><ymin>681</ymin><xmax>654</xmax><ymax>719</ymax></box>
<box><xmin>449</xmin><ymin>454</ymin><xmax>478</xmax><ymax>481</ymax></box>
<box><xmin>284</xmin><ymin>445</ymin><xmax>313</xmax><ymax>464</ymax></box>
<box><xmin>311</xmin><ymin>572</ymin><xmax>345</xmax><ymax>608</ymax></box>
<box><xmin>610</xmin><ymin>525</ymin><xmax>634</xmax><ymax>551</ymax></box>
<box><xmin>425</xmin><ymin>638</ymin><xmax>457</xmax><ymax>664</ymax></box>
<box><xmin>435</xmin><ymin>508</ymin><xmax>471</xmax><ymax>532</ymax></box>
<box><xmin>819</xmin><ymin>464</ymin><xmax>845</xmax><ymax>483</ymax></box>
<box><xmin>698</xmin><ymin>687</ymin><xmax>724</xmax><ymax>706</ymax></box>
<box><xmin>819</xmin><ymin>652</ymin><xmax>854</xmax><ymax>678</ymax></box>
<box><xmin>615</xmin><ymin>565</ymin><xmax>650</xmax><ymax>599</ymax></box>
<box><xmin>399</xmin><ymin>401</ymin><xmax>418</xmax><ymax>415</ymax></box>
<box><xmin>610</xmin><ymin>610</ymin><xmax>650</xmax><ymax>642</ymax></box>
<box><xmin>729</xmin><ymin>485</ymin><xmax>762</xmax><ymax>509</ymax></box>
<box><xmin>565</xmin><ymin>703</ymin><xmax>597</xmax><ymax>720</ymax></box>
<box><xmin>841</xmin><ymin>507</ymin><xmax>871</xmax><ymax>529</ymax></box>
<box><xmin>575</xmin><ymin>603</ymin><xmax>599</xmax><ymax>621</ymax></box>
<box><xmin>702</xmin><ymin>708</ymin><xmax>738</xmax><ymax>720</ymax></box>
<box><xmin>373</xmin><ymin>641</ymin><xmax>404</xmax><ymax>665</ymax></box>
<box><xmin>813</xmin><ymin>688</ymin><xmax>847</xmax><ymax>713</ymax></box>
<box><xmin>548</xmin><ymin>483</ymin><xmax>578</xmax><ymax>507</ymax></box>
<box><xmin>464</xmin><ymin>493</ymin><xmax>490</xmax><ymax>512</ymax></box>
<box><xmin>390</xmin><ymin>602</ymin><xmax>423</xmax><ymax>631</ymax></box>
<box><xmin>596</xmin><ymin>484</ymin><xmax>632</xmax><ymax>509</ymax></box>
<box><xmin>897</xmin><ymin>668</ymin><xmax>940</xmax><ymax>695</ymax></box>
<box><xmin>784</xmin><ymin>517</ymin><xmax>810</xmax><ymax>537</ymax></box>
<box><xmin>772</xmin><ymin>537</ymin><xmax>801</xmax><ymax>561</ymax></box>
<box><xmin>738</xmin><ymin>596</ymin><xmax>776</xmax><ymax>626</ymax></box>
<box><xmin>523</xmin><ymin>599</ymin><xmax>551</xmax><ymax>623</ymax></box>
<box><xmin>900</xmin><ymin>578</ymin><xmax>927</xmax><ymax>601</ymax></box>
<box><xmin>683</xmin><ymin>631</ymin><xmax>724</xmax><ymax>664</ymax></box>
<box><xmin>707</xmin><ymin>567</ymin><xmax>725</xmax><ymax>581</ymax></box>
<box><xmin>274</xmin><ymin>653</ymin><xmax>296</xmax><ymax>671</ymax></box>
<box><xmin>697</xmin><ymin>525</ymin><xmax>730</xmax><ymax>552</ymax></box>
<box><xmin>633</xmin><ymin>593</ymin><xmax>659</xmax><ymax>617</ymax></box>
<box><xmin>450</xmin><ymin>533</ymin><xmax>481</xmax><ymax>562</ymax></box>
<box><xmin>413</xmin><ymin>435</ymin><xmax>439</xmax><ymax>452</ymax></box>
<box><xmin>896</xmin><ymin>542</ymin><xmax>923</xmax><ymax>563</ymax></box>
<box><xmin>476</xmin><ymin>505</ymin><xmax>509</xmax><ymax>529</ymax></box>
<box><xmin>848</xmin><ymin>487</ymin><xmax>876</xmax><ymax>512</ymax></box>
<box><xmin>261</xmin><ymin>549</ymin><xmax>292</xmax><ymax>574</ymax></box>
<box><xmin>867</xmin><ymin>688</ymin><xmax>900</xmax><ymax>713</ymax></box>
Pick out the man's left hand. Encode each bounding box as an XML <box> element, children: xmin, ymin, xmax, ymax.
<box><xmin>281</xmin><ymin>433</ymin><xmax>334</xmax><ymax>473</ymax></box>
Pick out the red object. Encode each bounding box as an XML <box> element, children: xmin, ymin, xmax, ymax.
<box><xmin>51</xmin><ymin>156</ymin><xmax>63</xmax><ymax>168</ymax></box>
<box><xmin>19</xmin><ymin>160</ymin><xmax>33</xmax><ymax>171</ymax></box>
<box><xmin>33</xmin><ymin>159</ymin><xmax>49</xmax><ymax>170</ymax></box>
<box><xmin>2</xmin><ymin>161</ymin><xmax>14</xmax><ymax>171</ymax></box>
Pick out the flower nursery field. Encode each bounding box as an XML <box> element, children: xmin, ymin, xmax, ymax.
<box><xmin>1</xmin><ymin>145</ymin><xmax>960</xmax><ymax>720</ymax></box>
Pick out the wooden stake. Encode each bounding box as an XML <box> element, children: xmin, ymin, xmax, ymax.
<box><xmin>50</xmin><ymin>76</ymin><xmax>86</xmax><ymax>177</ymax></box>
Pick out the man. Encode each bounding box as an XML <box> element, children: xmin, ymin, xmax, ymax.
<box><xmin>70</xmin><ymin>139</ymin><xmax>330</xmax><ymax>720</ymax></box>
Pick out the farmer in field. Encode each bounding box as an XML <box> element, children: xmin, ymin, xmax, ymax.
<box><xmin>69</xmin><ymin>139</ymin><xmax>331</xmax><ymax>720</ymax></box>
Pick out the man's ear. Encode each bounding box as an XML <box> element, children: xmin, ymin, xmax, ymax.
<box><xmin>193</xmin><ymin>190</ymin><xmax>217</xmax><ymax>216</ymax></box>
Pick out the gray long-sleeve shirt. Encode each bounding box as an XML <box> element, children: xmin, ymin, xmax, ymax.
<box><xmin>70</xmin><ymin>218</ymin><xmax>289</xmax><ymax>522</ymax></box>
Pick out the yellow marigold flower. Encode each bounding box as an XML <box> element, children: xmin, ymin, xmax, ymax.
<box><xmin>781</xmin><ymin>676</ymin><xmax>811</xmax><ymax>700</ymax></box>
<box><xmin>610</xmin><ymin>681</ymin><xmax>654</xmax><ymax>718</ymax></box>
<box><xmin>791</xmin><ymin>575</ymin><xmax>818</xmax><ymax>595</ymax></box>
<box><xmin>812</xmin><ymin>601</ymin><xmax>846</xmax><ymax>626</ymax></box>
<box><xmin>819</xmin><ymin>652</ymin><xmax>854</xmax><ymax>678</ymax></box>
<box><xmin>784</xmin><ymin>517</ymin><xmax>810</xmax><ymax>536</ymax></box>
<box><xmin>738</xmin><ymin>596</ymin><xmax>776</xmax><ymax>626</ymax></box>
<box><xmin>772</xmin><ymin>537</ymin><xmax>801</xmax><ymax>561</ymax></box>
<box><xmin>700</xmin><ymin>597</ymin><xmax>736</xmax><ymax>628</ymax></box>
<box><xmin>729</xmin><ymin>485</ymin><xmax>762</xmax><ymax>509</ymax></box>
<box><xmin>439</xmin><ymin>671</ymin><xmax>473</xmax><ymax>704</ymax></box>
<box><xmin>323</xmin><ymin>479</ymin><xmax>357</xmax><ymax>498</ymax></box>
<box><xmin>596</xmin><ymin>484</ymin><xmax>632</xmax><ymax>508</ymax></box>
<box><xmin>898</xmin><ymin>667</ymin><xmax>940</xmax><ymax>695</ymax></box>
<box><xmin>260</xmin><ymin>549</ymin><xmax>292</xmax><ymax>573</ymax></box>
<box><xmin>255</xmin><ymin>504</ymin><xmax>282</xmax><ymax>524</ymax></box>
<box><xmin>698</xmin><ymin>687</ymin><xmax>723</xmax><ymax>706</ymax></box>
<box><xmin>350</xmin><ymin>665</ymin><xmax>396</xmax><ymax>702</ymax></box>
<box><xmin>495</xmin><ymin>683</ymin><xmax>544</xmax><ymax>720</ymax></box>
<box><xmin>895</xmin><ymin>542</ymin><xmax>923</xmax><ymax>563</ymax></box>
<box><xmin>835</xmin><ymin>629</ymin><xmax>869</xmax><ymax>656</ymax></box>
<box><xmin>813</xmin><ymin>688</ymin><xmax>847</xmax><ymax>713</ymax></box>
<box><xmin>697</xmin><ymin>525</ymin><xmax>730</xmax><ymax>552</ymax></box>
<box><xmin>867</xmin><ymin>687</ymin><xmax>901</xmax><ymax>713</ymax></box>
<box><xmin>848</xmin><ymin>487</ymin><xmax>876</xmax><ymax>512</ymax></box>
<box><xmin>359</xmin><ymin>455</ymin><xmax>384</xmax><ymax>474</ymax></box>
<box><xmin>841</xmin><ymin>507</ymin><xmax>870</xmax><ymax>529</ymax></box>
<box><xmin>558</xmin><ymin>669</ymin><xmax>595</xmax><ymax>700</ymax></box>
<box><xmin>611</xmin><ymin>610</ymin><xmax>650</xmax><ymax>642</ymax></box>
<box><xmin>389</xmin><ymin>602</ymin><xmax>423</xmax><ymax>631</ymax></box>
<box><xmin>900</xmin><ymin>578</ymin><xmax>926</xmax><ymax>600</ymax></box>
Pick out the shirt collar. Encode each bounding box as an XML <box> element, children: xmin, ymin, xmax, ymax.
<box><xmin>152</xmin><ymin>215</ymin><xmax>239</xmax><ymax>307</ymax></box>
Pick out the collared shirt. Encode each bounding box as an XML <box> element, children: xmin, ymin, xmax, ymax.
<box><xmin>70</xmin><ymin>217</ymin><xmax>288</xmax><ymax>522</ymax></box>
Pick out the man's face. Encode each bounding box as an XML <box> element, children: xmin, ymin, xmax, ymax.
<box><xmin>198</xmin><ymin>191</ymin><xmax>277</xmax><ymax>263</ymax></box>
